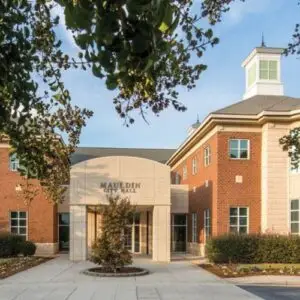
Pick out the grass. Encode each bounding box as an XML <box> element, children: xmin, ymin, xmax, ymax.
<box><xmin>200</xmin><ymin>263</ymin><xmax>300</xmax><ymax>278</ymax></box>
<box><xmin>0</xmin><ymin>256</ymin><xmax>52</xmax><ymax>279</ymax></box>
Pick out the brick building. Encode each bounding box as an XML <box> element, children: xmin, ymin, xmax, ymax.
<box><xmin>0</xmin><ymin>45</ymin><xmax>300</xmax><ymax>260</ymax></box>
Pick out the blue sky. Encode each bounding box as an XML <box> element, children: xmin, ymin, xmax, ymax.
<box><xmin>54</xmin><ymin>0</ymin><xmax>300</xmax><ymax>149</ymax></box>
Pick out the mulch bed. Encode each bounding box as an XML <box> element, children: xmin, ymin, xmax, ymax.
<box><xmin>0</xmin><ymin>256</ymin><xmax>52</xmax><ymax>279</ymax></box>
<box><xmin>200</xmin><ymin>264</ymin><xmax>300</xmax><ymax>278</ymax></box>
<box><xmin>82</xmin><ymin>266</ymin><xmax>149</xmax><ymax>277</ymax></box>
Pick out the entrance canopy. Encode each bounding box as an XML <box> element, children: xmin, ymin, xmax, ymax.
<box><xmin>69</xmin><ymin>156</ymin><xmax>171</xmax><ymax>262</ymax></box>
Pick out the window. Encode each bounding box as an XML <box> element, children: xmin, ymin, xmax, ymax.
<box><xmin>204</xmin><ymin>209</ymin><xmax>211</xmax><ymax>239</ymax></box>
<box><xmin>192</xmin><ymin>158</ymin><xmax>198</xmax><ymax>175</ymax></box>
<box><xmin>192</xmin><ymin>213</ymin><xmax>197</xmax><ymax>243</ymax></box>
<box><xmin>291</xmin><ymin>200</ymin><xmax>299</xmax><ymax>235</ymax></box>
<box><xmin>229</xmin><ymin>139</ymin><xmax>249</xmax><ymax>159</ymax></box>
<box><xmin>259</xmin><ymin>60</ymin><xmax>277</xmax><ymax>80</ymax></box>
<box><xmin>183</xmin><ymin>165</ymin><xmax>187</xmax><ymax>180</ymax></box>
<box><xmin>175</xmin><ymin>172</ymin><xmax>180</xmax><ymax>184</ymax></box>
<box><xmin>247</xmin><ymin>62</ymin><xmax>256</xmax><ymax>87</ymax></box>
<box><xmin>9</xmin><ymin>153</ymin><xmax>20</xmax><ymax>171</ymax></box>
<box><xmin>229</xmin><ymin>207</ymin><xmax>248</xmax><ymax>234</ymax></box>
<box><xmin>204</xmin><ymin>146</ymin><xmax>211</xmax><ymax>166</ymax></box>
<box><xmin>10</xmin><ymin>211</ymin><xmax>27</xmax><ymax>238</ymax></box>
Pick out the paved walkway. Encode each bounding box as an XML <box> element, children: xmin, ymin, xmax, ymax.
<box><xmin>0</xmin><ymin>255</ymin><xmax>261</xmax><ymax>300</ymax></box>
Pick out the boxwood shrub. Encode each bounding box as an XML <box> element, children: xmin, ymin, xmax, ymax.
<box><xmin>206</xmin><ymin>234</ymin><xmax>300</xmax><ymax>264</ymax></box>
<box><xmin>21</xmin><ymin>241</ymin><xmax>36</xmax><ymax>257</ymax></box>
<box><xmin>0</xmin><ymin>232</ymin><xmax>36</xmax><ymax>258</ymax></box>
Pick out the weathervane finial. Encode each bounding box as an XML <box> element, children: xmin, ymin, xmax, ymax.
<box><xmin>197</xmin><ymin>114</ymin><xmax>199</xmax><ymax>123</ymax></box>
<box><xmin>261</xmin><ymin>33</ymin><xmax>266</xmax><ymax>47</ymax></box>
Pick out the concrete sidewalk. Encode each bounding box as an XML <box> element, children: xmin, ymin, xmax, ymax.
<box><xmin>227</xmin><ymin>275</ymin><xmax>300</xmax><ymax>287</ymax></box>
<box><xmin>0</xmin><ymin>254</ymin><xmax>261</xmax><ymax>300</ymax></box>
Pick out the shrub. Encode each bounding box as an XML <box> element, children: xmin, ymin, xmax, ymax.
<box><xmin>206</xmin><ymin>234</ymin><xmax>300</xmax><ymax>264</ymax></box>
<box><xmin>21</xmin><ymin>241</ymin><xmax>36</xmax><ymax>256</ymax></box>
<box><xmin>0</xmin><ymin>233</ymin><xmax>23</xmax><ymax>257</ymax></box>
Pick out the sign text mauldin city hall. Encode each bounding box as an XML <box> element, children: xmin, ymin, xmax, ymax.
<box><xmin>100</xmin><ymin>182</ymin><xmax>141</xmax><ymax>194</ymax></box>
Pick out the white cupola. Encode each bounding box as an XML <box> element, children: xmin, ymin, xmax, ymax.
<box><xmin>242</xmin><ymin>39</ymin><xmax>284</xmax><ymax>99</ymax></box>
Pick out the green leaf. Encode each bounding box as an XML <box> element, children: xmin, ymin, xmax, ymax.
<box><xmin>158</xmin><ymin>3</ymin><xmax>173</xmax><ymax>33</ymax></box>
<box><xmin>106</xmin><ymin>75</ymin><xmax>118</xmax><ymax>90</ymax></box>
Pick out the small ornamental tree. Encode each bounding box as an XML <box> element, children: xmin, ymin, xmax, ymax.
<box><xmin>91</xmin><ymin>195</ymin><xmax>135</xmax><ymax>272</ymax></box>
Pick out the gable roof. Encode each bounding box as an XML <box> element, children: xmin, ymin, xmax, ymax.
<box><xmin>213</xmin><ymin>95</ymin><xmax>300</xmax><ymax>116</ymax></box>
<box><xmin>71</xmin><ymin>147</ymin><xmax>176</xmax><ymax>165</ymax></box>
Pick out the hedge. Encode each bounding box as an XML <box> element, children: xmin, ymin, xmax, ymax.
<box><xmin>0</xmin><ymin>233</ymin><xmax>36</xmax><ymax>258</ymax></box>
<box><xmin>206</xmin><ymin>234</ymin><xmax>300</xmax><ymax>264</ymax></box>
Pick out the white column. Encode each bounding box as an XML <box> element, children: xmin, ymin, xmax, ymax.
<box><xmin>69</xmin><ymin>205</ymin><xmax>87</xmax><ymax>261</ymax></box>
<box><xmin>152</xmin><ymin>205</ymin><xmax>171</xmax><ymax>262</ymax></box>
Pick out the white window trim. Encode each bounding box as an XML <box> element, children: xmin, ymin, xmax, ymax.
<box><xmin>204</xmin><ymin>209</ymin><xmax>210</xmax><ymax>240</ymax></box>
<box><xmin>192</xmin><ymin>158</ymin><xmax>198</xmax><ymax>175</ymax></box>
<box><xmin>229</xmin><ymin>207</ymin><xmax>249</xmax><ymax>234</ymax></box>
<box><xmin>204</xmin><ymin>146</ymin><xmax>211</xmax><ymax>167</ymax></box>
<box><xmin>229</xmin><ymin>139</ymin><xmax>250</xmax><ymax>160</ymax></box>
<box><xmin>192</xmin><ymin>213</ymin><xmax>197</xmax><ymax>243</ymax></box>
<box><xmin>290</xmin><ymin>199</ymin><xmax>300</xmax><ymax>236</ymax></box>
<box><xmin>9</xmin><ymin>211</ymin><xmax>28</xmax><ymax>240</ymax></box>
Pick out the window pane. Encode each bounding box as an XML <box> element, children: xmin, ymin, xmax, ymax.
<box><xmin>11</xmin><ymin>227</ymin><xmax>18</xmax><ymax>234</ymax></box>
<box><xmin>291</xmin><ymin>223</ymin><xmax>299</xmax><ymax>234</ymax></box>
<box><xmin>230</xmin><ymin>140</ymin><xmax>238</xmax><ymax>149</ymax></box>
<box><xmin>239</xmin><ymin>226</ymin><xmax>247</xmax><ymax>234</ymax></box>
<box><xmin>269</xmin><ymin>61</ymin><xmax>277</xmax><ymax>70</ymax></box>
<box><xmin>291</xmin><ymin>212</ymin><xmax>299</xmax><ymax>222</ymax></box>
<box><xmin>260</xmin><ymin>70</ymin><xmax>268</xmax><ymax>79</ymax></box>
<box><xmin>19</xmin><ymin>227</ymin><xmax>26</xmax><ymax>234</ymax></box>
<box><xmin>239</xmin><ymin>208</ymin><xmax>248</xmax><ymax>216</ymax></box>
<box><xmin>230</xmin><ymin>217</ymin><xmax>238</xmax><ymax>226</ymax></box>
<box><xmin>230</xmin><ymin>150</ymin><xmax>239</xmax><ymax>159</ymax></box>
<box><xmin>240</xmin><ymin>140</ymin><xmax>248</xmax><ymax>149</ymax></box>
<box><xmin>230</xmin><ymin>208</ymin><xmax>238</xmax><ymax>216</ymax></box>
<box><xmin>230</xmin><ymin>226</ymin><xmax>238</xmax><ymax>233</ymax></box>
<box><xmin>19</xmin><ymin>212</ymin><xmax>26</xmax><ymax>219</ymax></box>
<box><xmin>291</xmin><ymin>200</ymin><xmax>299</xmax><ymax>210</ymax></box>
<box><xmin>173</xmin><ymin>215</ymin><xmax>186</xmax><ymax>225</ymax></box>
<box><xmin>269</xmin><ymin>70</ymin><xmax>277</xmax><ymax>80</ymax></box>
<box><xmin>10</xmin><ymin>220</ymin><xmax>18</xmax><ymax>226</ymax></box>
<box><xmin>19</xmin><ymin>220</ymin><xmax>26</xmax><ymax>227</ymax></box>
<box><xmin>239</xmin><ymin>217</ymin><xmax>247</xmax><ymax>226</ymax></box>
<box><xmin>59</xmin><ymin>213</ymin><xmax>70</xmax><ymax>225</ymax></box>
<box><xmin>260</xmin><ymin>60</ymin><xmax>268</xmax><ymax>69</ymax></box>
<box><xmin>10</xmin><ymin>212</ymin><xmax>17</xmax><ymax>219</ymax></box>
<box><xmin>240</xmin><ymin>150</ymin><xmax>248</xmax><ymax>159</ymax></box>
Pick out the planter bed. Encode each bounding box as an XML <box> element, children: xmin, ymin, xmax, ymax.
<box><xmin>82</xmin><ymin>267</ymin><xmax>149</xmax><ymax>277</ymax></box>
<box><xmin>0</xmin><ymin>257</ymin><xmax>52</xmax><ymax>279</ymax></box>
<box><xmin>200</xmin><ymin>263</ymin><xmax>300</xmax><ymax>278</ymax></box>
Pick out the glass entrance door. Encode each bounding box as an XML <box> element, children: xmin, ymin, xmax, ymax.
<box><xmin>124</xmin><ymin>213</ymin><xmax>140</xmax><ymax>253</ymax></box>
<box><xmin>171</xmin><ymin>214</ymin><xmax>187</xmax><ymax>252</ymax></box>
<box><xmin>58</xmin><ymin>213</ymin><xmax>70</xmax><ymax>251</ymax></box>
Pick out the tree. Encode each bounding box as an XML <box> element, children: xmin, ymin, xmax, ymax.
<box><xmin>1</xmin><ymin>0</ymin><xmax>299</xmax><ymax>204</ymax></box>
<box><xmin>91</xmin><ymin>195</ymin><xmax>135</xmax><ymax>272</ymax></box>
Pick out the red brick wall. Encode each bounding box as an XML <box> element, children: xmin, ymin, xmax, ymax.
<box><xmin>172</xmin><ymin>133</ymin><xmax>218</xmax><ymax>243</ymax></box>
<box><xmin>216</xmin><ymin>132</ymin><xmax>261</xmax><ymax>235</ymax></box>
<box><xmin>0</xmin><ymin>147</ymin><xmax>57</xmax><ymax>243</ymax></box>
<box><xmin>171</xmin><ymin>130</ymin><xmax>262</xmax><ymax>243</ymax></box>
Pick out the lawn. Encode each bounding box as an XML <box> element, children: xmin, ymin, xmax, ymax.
<box><xmin>0</xmin><ymin>257</ymin><xmax>51</xmax><ymax>279</ymax></box>
<box><xmin>200</xmin><ymin>263</ymin><xmax>300</xmax><ymax>278</ymax></box>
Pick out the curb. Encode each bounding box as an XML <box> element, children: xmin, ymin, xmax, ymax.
<box><xmin>81</xmin><ymin>267</ymin><xmax>149</xmax><ymax>278</ymax></box>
